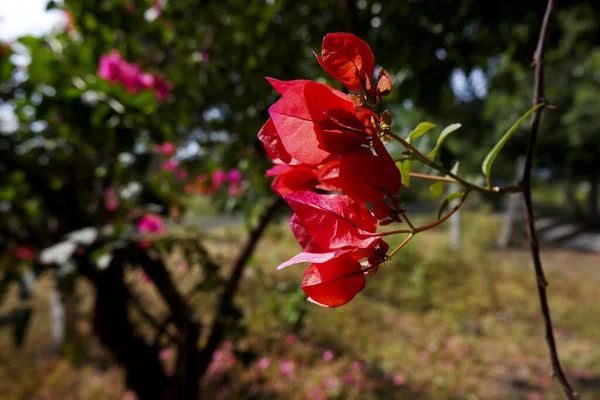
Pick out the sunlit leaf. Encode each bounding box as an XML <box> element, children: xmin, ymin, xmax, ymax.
<box><xmin>437</xmin><ymin>192</ymin><xmax>464</xmax><ymax>219</ymax></box>
<box><xmin>407</xmin><ymin>122</ymin><xmax>436</xmax><ymax>141</ymax></box>
<box><xmin>481</xmin><ymin>103</ymin><xmax>544</xmax><ymax>181</ymax></box>
<box><xmin>428</xmin><ymin>123</ymin><xmax>462</xmax><ymax>159</ymax></box>
<box><xmin>429</xmin><ymin>180</ymin><xmax>444</xmax><ymax>197</ymax></box>
<box><xmin>397</xmin><ymin>160</ymin><xmax>411</xmax><ymax>187</ymax></box>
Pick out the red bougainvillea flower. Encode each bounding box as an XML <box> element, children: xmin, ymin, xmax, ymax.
<box><xmin>258</xmin><ymin>33</ymin><xmax>403</xmax><ymax>307</ymax></box>
<box><xmin>315</xmin><ymin>33</ymin><xmax>375</xmax><ymax>92</ymax></box>
<box><xmin>338</xmin><ymin>133</ymin><xmax>402</xmax><ymax>203</ymax></box>
<box><xmin>284</xmin><ymin>191</ymin><xmax>380</xmax><ymax>249</ymax></box>
<box><xmin>257</xmin><ymin>118</ymin><xmax>296</xmax><ymax>165</ymax></box>
<box><xmin>266</xmin><ymin>165</ymin><xmax>319</xmax><ymax>197</ymax></box>
<box><xmin>302</xmin><ymin>255</ymin><xmax>365</xmax><ymax>307</ymax></box>
<box><xmin>268</xmin><ymin>81</ymin><xmax>361</xmax><ymax>165</ymax></box>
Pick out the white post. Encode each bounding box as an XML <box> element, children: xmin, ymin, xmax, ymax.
<box><xmin>50</xmin><ymin>278</ymin><xmax>65</xmax><ymax>350</ymax></box>
<box><xmin>497</xmin><ymin>156</ymin><xmax>526</xmax><ymax>248</ymax></box>
<box><xmin>449</xmin><ymin>182</ymin><xmax>461</xmax><ymax>250</ymax></box>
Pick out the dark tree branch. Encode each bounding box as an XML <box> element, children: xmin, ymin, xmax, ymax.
<box><xmin>196</xmin><ymin>196</ymin><xmax>283</xmax><ymax>379</ymax></box>
<box><xmin>81</xmin><ymin>249</ymin><xmax>167</xmax><ymax>400</ymax></box>
<box><xmin>128</xmin><ymin>290</ymin><xmax>178</xmax><ymax>345</ymax></box>
<box><xmin>129</xmin><ymin>245</ymin><xmax>195</xmax><ymax>332</ymax></box>
<box><xmin>523</xmin><ymin>1</ymin><xmax>578</xmax><ymax>399</ymax></box>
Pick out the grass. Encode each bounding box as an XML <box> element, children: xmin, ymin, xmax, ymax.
<box><xmin>1</xmin><ymin>211</ymin><xmax>599</xmax><ymax>399</ymax></box>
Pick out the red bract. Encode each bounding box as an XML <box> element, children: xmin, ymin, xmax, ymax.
<box><xmin>316</xmin><ymin>33</ymin><xmax>375</xmax><ymax>92</ymax></box>
<box><xmin>318</xmin><ymin>108</ymin><xmax>370</xmax><ymax>154</ymax></box>
<box><xmin>301</xmin><ymin>255</ymin><xmax>365</xmax><ymax>307</ymax></box>
<box><xmin>266</xmin><ymin>165</ymin><xmax>319</xmax><ymax>196</ymax></box>
<box><xmin>338</xmin><ymin>134</ymin><xmax>402</xmax><ymax>203</ymax></box>
<box><xmin>268</xmin><ymin>81</ymin><xmax>356</xmax><ymax>165</ymax></box>
<box><xmin>266</xmin><ymin>77</ymin><xmax>311</xmax><ymax>96</ymax></box>
<box><xmin>284</xmin><ymin>191</ymin><xmax>380</xmax><ymax>249</ymax></box>
<box><xmin>257</xmin><ymin>119</ymin><xmax>295</xmax><ymax>164</ymax></box>
<box><xmin>315</xmin><ymin>159</ymin><xmax>343</xmax><ymax>192</ymax></box>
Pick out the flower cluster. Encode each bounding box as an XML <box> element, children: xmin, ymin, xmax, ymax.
<box><xmin>259</xmin><ymin>33</ymin><xmax>402</xmax><ymax>307</ymax></box>
<box><xmin>98</xmin><ymin>51</ymin><xmax>172</xmax><ymax>101</ymax></box>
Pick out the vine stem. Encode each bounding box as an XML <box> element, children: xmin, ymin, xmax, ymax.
<box><xmin>523</xmin><ymin>1</ymin><xmax>577</xmax><ymax>399</ymax></box>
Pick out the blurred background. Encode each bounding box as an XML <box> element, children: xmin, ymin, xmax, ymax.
<box><xmin>0</xmin><ymin>1</ymin><xmax>599</xmax><ymax>399</ymax></box>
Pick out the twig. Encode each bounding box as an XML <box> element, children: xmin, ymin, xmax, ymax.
<box><xmin>410</xmin><ymin>172</ymin><xmax>457</xmax><ymax>183</ymax></box>
<box><xmin>523</xmin><ymin>1</ymin><xmax>578</xmax><ymax>399</ymax></box>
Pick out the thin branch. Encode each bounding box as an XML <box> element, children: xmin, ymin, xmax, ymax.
<box><xmin>129</xmin><ymin>245</ymin><xmax>193</xmax><ymax>332</ymax></box>
<box><xmin>128</xmin><ymin>291</ymin><xmax>178</xmax><ymax>345</ymax></box>
<box><xmin>415</xmin><ymin>190</ymin><xmax>470</xmax><ymax>233</ymax></box>
<box><xmin>196</xmin><ymin>196</ymin><xmax>283</xmax><ymax>377</ymax></box>
<box><xmin>388</xmin><ymin>233</ymin><xmax>414</xmax><ymax>258</ymax></box>
<box><xmin>523</xmin><ymin>1</ymin><xmax>577</xmax><ymax>399</ymax></box>
<box><xmin>410</xmin><ymin>172</ymin><xmax>457</xmax><ymax>183</ymax></box>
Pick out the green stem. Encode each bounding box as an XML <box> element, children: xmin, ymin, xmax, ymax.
<box><xmin>387</xmin><ymin>132</ymin><xmax>521</xmax><ymax>194</ymax></box>
<box><xmin>388</xmin><ymin>233</ymin><xmax>414</xmax><ymax>258</ymax></box>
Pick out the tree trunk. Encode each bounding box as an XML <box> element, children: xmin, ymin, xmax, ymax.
<box><xmin>82</xmin><ymin>252</ymin><xmax>168</xmax><ymax>400</ymax></box>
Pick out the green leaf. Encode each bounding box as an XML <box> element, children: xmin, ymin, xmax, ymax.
<box><xmin>481</xmin><ymin>103</ymin><xmax>544</xmax><ymax>181</ymax></box>
<box><xmin>428</xmin><ymin>123</ymin><xmax>462</xmax><ymax>159</ymax></box>
<box><xmin>407</xmin><ymin>122</ymin><xmax>436</xmax><ymax>142</ymax></box>
<box><xmin>437</xmin><ymin>192</ymin><xmax>464</xmax><ymax>219</ymax></box>
<box><xmin>429</xmin><ymin>181</ymin><xmax>444</xmax><ymax>197</ymax></box>
<box><xmin>397</xmin><ymin>160</ymin><xmax>411</xmax><ymax>187</ymax></box>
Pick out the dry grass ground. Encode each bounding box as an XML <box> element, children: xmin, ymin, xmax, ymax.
<box><xmin>0</xmin><ymin>212</ymin><xmax>599</xmax><ymax>399</ymax></box>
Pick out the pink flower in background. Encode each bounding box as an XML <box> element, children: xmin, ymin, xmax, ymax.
<box><xmin>135</xmin><ymin>72</ymin><xmax>155</xmax><ymax>90</ymax></box>
<box><xmin>176</xmin><ymin>169</ymin><xmax>189</xmax><ymax>180</ymax></box>
<box><xmin>284</xmin><ymin>334</ymin><xmax>297</xmax><ymax>345</ymax></box>
<box><xmin>161</xmin><ymin>142</ymin><xmax>175</xmax><ymax>155</ymax></box>
<box><xmin>228</xmin><ymin>183</ymin><xmax>241</xmax><ymax>197</ymax></box>
<box><xmin>227</xmin><ymin>169</ymin><xmax>242</xmax><ymax>184</ymax></box>
<box><xmin>279</xmin><ymin>360</ymin><xmax>295</xmax><ymax>379</ymax></box>
<box><xmin>322</xmin><ymin>350</ymin><xmax>334</xmax><ymax>361</ymax></box>
<box><xmin>15</xmin><ymin>245</ymin><xmax>36</xmax><ymax>261</ymax></box>
<box><xmin>257</xmin><ymin>357</ymin><xmax>270</xmax><ymax>369</ymax></box>
<box><xmin>212</xmin><ymin>170</ymin><xmax>227</xmax><ymax>190</ymax></box>
<box><xmin>352</xmin><ymin>361</ymin><xmax>364</xmax><ymax>371</ymax></box>
<box><xmin>137</xmin><ymin>214</ymin><xmax>164</xmax><ymax>234</ymax></box>
<box><xmin>97</xmin><ymin>51</ymin><xmax>172</xmax><ymax>101</ymax></box>
<box><xmin>393</xmin><ymin>374</ymin><xmax>405</xmax><ymax>386</ymax></box>
<box><xmin>153</xmin><ymin>76</ymin><xmax>172</xmax><ymax>101</ymax></box>
<box><xmin>119</xmin><ymin>62</ymin><xmax>143</xmax><ymax>93</ymax></box>
<box><xmin>98</xmin><ymin>51</ymin><xmax>122</xmax><ymax>82</ymax></box>
<box><xmin>161</xmin><ymin>160</ymin><xmax>178</xmax><ymax>172</ymax></box>
<box><xmin>104</xmin><ymin>187</ymin><xmax>119</xmax><ymax>211</ymax></box>
<box><xmin>159</xmin><ymin>348</ymin><xmax>174</xmax><ymax>361</ymax></box>
<box><xmin>153</xmin><ymin>142</ymin><xmax>175</xmax><ymax>155</ymax></box>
